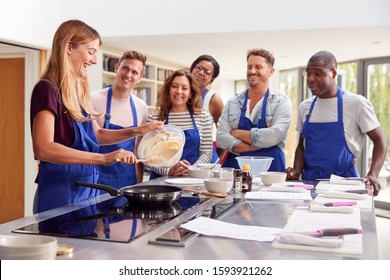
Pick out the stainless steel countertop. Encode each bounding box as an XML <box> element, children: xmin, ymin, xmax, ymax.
<box><xmin>0</xmin><ymin>177</ymin><xmax>379</xmax><ymax>260</ymax></box>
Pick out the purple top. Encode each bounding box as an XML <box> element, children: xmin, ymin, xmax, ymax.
<box><xmin>30</xmin><ymin>80</ymin><xmax>74</xmax><ymax>147</ymax></box>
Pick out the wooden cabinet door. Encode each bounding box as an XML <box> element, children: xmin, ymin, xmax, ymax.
<box><xmin>0</xmin><ymin>58</ymin><xmax>25</xmax><ymax>223</ymax></box>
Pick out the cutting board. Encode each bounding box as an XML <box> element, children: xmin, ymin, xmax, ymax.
<box><xmin>272</xmin><ymin>208</ymin><xmax>362</xmax><ymax>255</ymax></box>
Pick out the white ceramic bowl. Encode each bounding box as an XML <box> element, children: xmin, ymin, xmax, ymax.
<box><xmin>260</xmin><ymin>171</ymin><xmax>287</xmax><ymax>186</ymax></box>
<box><xmin>188</xmin><ymin>168</ymin><xmax>212</xmax><ymax>179</ymax></box>
<box><xmin>204</xmin><ymin>178</ymin><xmax>233</xmax><ymax>193</ymax></box>
<box><xmin>196</xmin><ymin>163</ymin><xmax>221</xmax><ymax>170</ymax></box>
<box><xmin>236</xmin><ymin>156</ymin><xmax>273</xmax><ymax>177</ymax></box>
<box><xmin>0</xmin><ymin>235</ymin><xmax>58</xmax><ymax>260</ymax></box>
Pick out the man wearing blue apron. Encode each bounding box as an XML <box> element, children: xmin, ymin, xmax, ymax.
<box><xmin>286</xmin><ymin>51</ymin><xmax>386</xmax><ymax>196</ymax></box>
<box><xmin>91</xmin><ymin>51</ymin><xmax>149</xmax><ymax>189</ymax></box>
<box><xmin>217</xmin><ymin>48</ymin><xmax>292</xmax><ymax>171</ymax></box>
<box><xmin>300</xmin><ymin>88</ymin><xmax>358</xmax><ymax>179</ymax></box>
<box><xmin>97</xmin><ymin>87</ymin><xmax>138</xmax><ymax>188</ymax></box>
<box><xmin>222</xmin><ymin>89</ymin><xmax>287</xmax><ymax>171</ymax></box>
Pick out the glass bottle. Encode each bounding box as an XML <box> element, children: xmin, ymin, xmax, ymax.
<box><xmin>241</xmin><ymin>164</ymin><xmax>252</xmax><ymax>192</ymax></box>
<box><xmin>233</xmin><ymin>169</ymin><xmax>243</xmax><ymax>193</ymax></box>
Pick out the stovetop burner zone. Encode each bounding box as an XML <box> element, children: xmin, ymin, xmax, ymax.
<box><xmin>13</xmin><ymin>196</ymin><xmax>207</xmax><ymax>243</ymax></box>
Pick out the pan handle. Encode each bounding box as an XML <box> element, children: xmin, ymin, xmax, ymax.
<box><xmin>76</xmin><ymin>181</ymin><xmax>120</xmax><ymax>197</ymax></box>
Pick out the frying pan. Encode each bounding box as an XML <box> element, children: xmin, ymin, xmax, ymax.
<box><xmin>76</xmin><ymin>181</ymin><xmax>182</xmax><ymax>206</ymax></box>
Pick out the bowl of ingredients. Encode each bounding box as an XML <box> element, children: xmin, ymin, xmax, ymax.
<box><xmin>204</xmin><ymin>178</ymin><xmax>233</xmax><ymax>193</ymax></box>
<box><xmin>236</xmin><ymin>156</ymin><xmax>273</xmax><ymax>177</ymax></box>
<box><xmin>137</xmin><ymin>124</ymin><xmax>185</xmax><ymax>168</ymax></box>
<box><xmin>260</xmin><ymin>171</ymin><xmax>287</xmax><ymax>186</ymax></box>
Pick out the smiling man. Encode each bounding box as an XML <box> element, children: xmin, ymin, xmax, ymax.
<box><xmin>286</xmin><ymin>51</ymin><xmax>387</xmax><ymax>196</ymax></box>
<box><xmin>217</xmin><ymin>48</ymin><xmax>292</xmax><ymax>172</ymax></box>
<box><xmin>91</xmin><ymin>51</ymin><xmax>149</xmax><ymax>189</ymax></box>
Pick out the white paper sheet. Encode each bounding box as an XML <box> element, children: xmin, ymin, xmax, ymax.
<box><xmin>245</xmin><ymin>190</ymin><xmax>313</xmax><ymax>201</ymax></box>
<box><xmin>180</xmin><ymin>216</ymin><xmax>282</xmax><ymax>242</ymax></box>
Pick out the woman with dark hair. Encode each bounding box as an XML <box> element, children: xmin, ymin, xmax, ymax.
<box><xmin>147</xmin><ymin>70</ymin><xmax>213</xmax><ymax>178</ymax></box>
<box><xmin>190</xmin><ymin>55</ymin><xmax>225</xmax><ymax>162</ymax></box>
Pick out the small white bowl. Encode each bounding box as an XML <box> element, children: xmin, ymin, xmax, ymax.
<box><xmin>0</xmin><ymin>235</ymin><xmax>58</xmax><ymax>260</ymax></box>
<box><xmin>188</xmin><ymin>168</ymin><xmax>212</xmax><ymax>179</ymax></box>
<box><xmin>196</xmin><ymin>163</ymin><xmax>221</xmax><ymax>170</ymax></box>
<box><xmin>204</xmin><ymin>178</ymin><xmax>233</xmax><ymax>193</ymax></box>
<box><xmin>260</xmin><ymin>171</ymin><xmax>287</xmax><ymax>186</ymax></box>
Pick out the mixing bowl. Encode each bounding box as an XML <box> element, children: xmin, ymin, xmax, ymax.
<box><xmin>236</xmin><ymin>156</ymin><xmax>273</xmax><ymax>177</ymax></box>
<box><xmin>137</xmin><ymin>124</ymin><xmax>185</xmax><ymax>168</ymax></box>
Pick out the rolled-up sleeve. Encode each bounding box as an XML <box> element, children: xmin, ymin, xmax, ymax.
<box><xmin>251</xmin><ymin>94</ymin><xmax>292</xmax><ymax>149</ymax></box>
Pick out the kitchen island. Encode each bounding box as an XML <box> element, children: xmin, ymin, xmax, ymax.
<box><xmin>0</xmin><ymin>177</ymin><xmax>379</xmax><ymax>260</ymax></box>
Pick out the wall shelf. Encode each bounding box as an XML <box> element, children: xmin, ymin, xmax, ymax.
<box><xmin>88</xmin><ymin>50</ymin><xmax>177</xmax><ymax>108</ymax></box>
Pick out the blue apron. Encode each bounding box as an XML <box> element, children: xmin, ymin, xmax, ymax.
<box><xmin>222</xmin><ymin>89</ymin><xmax>286</xmax><ymax>172</ymax></box>
<box><xmin>36</xmin><ymin>117</ymin><xmax>99</xmax><ymax>213</ymax></box>
<box><xmin>201</xmin><ymin>89</ymin><xmax>219</xmax><ymax>163</ymax></box>
<box><xmin>97</xmin><ymin>87</ymin><xmax>138</xmax><ymax>189</ymax></box>
<box><xmin>149</xmin><ymin>111</ymin><xmax>201</xmax><ymax>179</ymax></box>
<box><xmin>301</xmin><ymin>87</ymin><xmax>358</xmax><ymax>180</ymax></box>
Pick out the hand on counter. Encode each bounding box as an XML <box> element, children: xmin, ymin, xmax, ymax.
<box><xmin>285</xmin><ymin>167</ymin><xmax>301</xmax><ymax>180</ymax></box>
<box><xmin>168</xmin><ymin>160</ymin><xmax>190</xmax><ymax>176</ymax></box>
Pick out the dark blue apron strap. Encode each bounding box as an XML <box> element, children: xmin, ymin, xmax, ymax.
<box><xmin>260</xmin><ymin>90</ymin><xmax>269</xmax><ymax>119</ymax></box>
<box><xmin>189</xmin><ymin>110</ymin><xmax>197</xmax><ymax>129</ymax></box>
<box><xmin>104</xmin><ymin>87</ymin><xmax>113</xmax><ymax>129</ymax></box>
<box><xmin>258</xmin><ymin>89</ymin><xmax>269</xmax><ymax>127</ymax></box>
<box><xmin>129</xmin><ymin>94</ymin><xmax>138</xmax><ymax>126</ymax></box>
<box><xmin>238</xmin><ymin>90</ymin><xmax>249</xmax><ymax>128</ymax></box>
<box><xmin>337</xmin><ymin>87</ymin><xmax>343</xmax><ymax>123</ymax></box>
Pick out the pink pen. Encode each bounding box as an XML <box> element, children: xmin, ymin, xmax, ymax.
<box><xmin>323</xmin><ymin>201</ymin><xmax>357</xmax><ymax>207</ymax></box>
<box><xmin>286</xmin><ymin>184</ymin><xmax>314</xmax><ymax>190</ymax></box>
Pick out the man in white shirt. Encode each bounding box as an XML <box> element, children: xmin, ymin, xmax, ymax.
<box><xmin>286</xmin><ymin>50</ymin><xmax>387</xmax><ymax>196</ymax></box>
<box><xmin>91</xmin><ymin>51</ymin><xmax>149</xmax><ymax>189</ymax></box>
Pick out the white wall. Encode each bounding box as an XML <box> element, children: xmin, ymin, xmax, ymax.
<box><xmin>0</xmin><ymin>0</ymin><xmax>62</xmax><ymax>49</ymax></box>
<box><xmin>1</xmin><ymin>0</ymin><xmax>390</xmax><ymax>49</ymax></box>
<box><xmin>60</xmin><ymin>0</ymin><xmax>390</xmax><ymax>36</ymax></box>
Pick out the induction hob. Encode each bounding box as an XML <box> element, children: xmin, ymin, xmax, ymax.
<box><xmin>13</xmin><ymin>196</ymin><xmax>206</xmax><ymax>243</ymax></box>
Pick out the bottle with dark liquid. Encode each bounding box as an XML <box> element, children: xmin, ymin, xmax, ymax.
<box><xmin>241</xmin><ymin>164</ymin><xmax>252</xmax><ymax>192</ymax></box>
